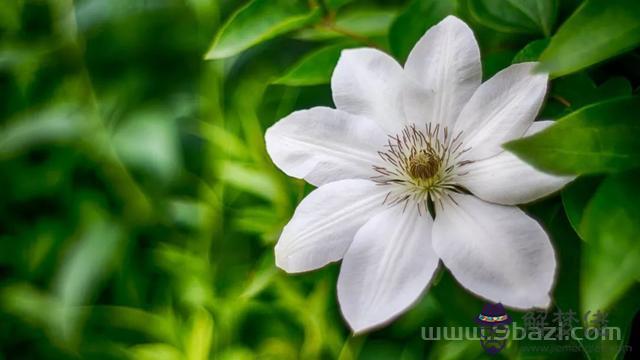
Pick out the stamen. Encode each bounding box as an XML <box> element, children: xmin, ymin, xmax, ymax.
<box><xmin>371</xmin><ymin>123</ymin><xmax>472</xmax><ymax>214</ymax></box>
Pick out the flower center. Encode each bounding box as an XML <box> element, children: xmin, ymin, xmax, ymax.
<box><xmin>371</xmin><ymin>123</ymin><xmax>471</xmax><ymax>214</ymax></box>
<box><xmin>407</xmin><ymin>150</ymin><xmax>440</xmax><ymax>180</ymax></box>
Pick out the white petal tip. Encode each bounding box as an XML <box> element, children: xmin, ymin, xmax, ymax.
<box><xmin>274</xmin><ymin>245</ymin><xmax>297</xmax><ymax>273</ymax></box>
<box><xmin>532</xmin><ymin>294</ymin><xmax>552</xmax><ymax>309</ymax></box>
<box><xmin>345</xmin><ymin>317</ymin><xmax>387</xmax><ymax>335</ymax></box>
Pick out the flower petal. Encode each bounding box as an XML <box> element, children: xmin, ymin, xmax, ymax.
<box><xmin>455</xmin><ymin>62</ymin><xmax>548</xmax><ymax>161</ymax></box>
<box><xmin>265</xmin><ymin>107</ymin><xmax>387</xmax><ymax>186</ymax></box>
<box><xmin>331</xmin><ymin>48</ymin><xmax>407</xmax><ymax>133</ymax></box>
<box><xmin>275</xmin><ymin>179</ymin><xmax>387</xmax><ymax>273</ymax></box>
<box><xmin>458</xmin><ymin>121</ymin><xmax>575</xmax><ymax>205</ymax></box>
<box><xmin>337</xmin><ymin>205</ymin><xmax>439</xmax><ymax>333</ymax></box>
<box><xmin>403</xmin><ymin>15</ymin><xmax>482</xmax><ymax>129</ymax></box>
<box><xmin>432</xmin><ymin>193</ymin><xmax>556</xmax><ymax>309</ymax></box>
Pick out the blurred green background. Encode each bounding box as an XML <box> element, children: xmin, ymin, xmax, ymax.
<box><xmin>1</xmin><ymin>0</ymin><xmax>640</xmax><ymax>359</ymax></box>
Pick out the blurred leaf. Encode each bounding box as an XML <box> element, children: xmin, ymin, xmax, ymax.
<box><xmin>294</xmin><ymin>8</ymin><xmax>397</xmax><ymax>41</ymax></box>
<box><xmin>205</xmin><ymin>0</ymin><xmax>320</xmax><ymax>59</ymax></box>
<box><xmin>168</xmin><ymin>199</ymin><xmax>215</xmax><ymax>230</ymax></box>
<box><xmin>505</xmin><ymin>97</ymin><xmax>640</xmax><ymax>175</ymax></box>
<box><xmin>388</xmin><ymin>0</ymin><xmax>456</xmax><ymax>61</ymax></box>
<box><xmin>539</xmin><ymin>0</ymin><xmax>640</xmax><ymax>77</ymax></box>
<box><xmin>468</xmin><ymin>0</ymin><xmax>557</xmax><ymax>36</ymax></box>
<box><xmin>241</xmin><ymin>253</ymin><xmax>277</xmax><ymax>299</ymax></box>
<box><xmin>217</xmin><ymin>161</ymin><xmax>283</xmax><ymax>202</ymax></box>
<box><xmin>326</xmin><ymin>0</ymin><xmax>355</xmax><ymax>11</ymax></box>
<box><xmin>1</xmin><ymin>284</ymin><xmax>61</xmax><ymax>331</ymax></box>
<box><xmin>512</xmin><ymin>38</ymin><xmax>549</xmax><ymax>63</ymax></box>
<box><xmin>128</xmin><ymin>343</ymin><xmax>184</xmax><ymax>360</ymax></box>
<box><xmin>561</xmin><ymin>175</ymin><xmax>603</xmax><ymax>240</ymax></box>
<box><xmin>218</xmin><ymin>347</ymin><xmax>255</xmax><ymax>360</ymax></box>
<box><xmin>185</xmin><ymin>308</ymin><xmax>214</xmax><ymax>360</ymax></box>
<box><xmin>580</xmin><ymin>285</ymin><xmax>640</xmax><ymax>360</ymax></box>
<box><xmin>580</xmin><ymin>170</ymin><xmax>640</xmax><ymax>313</ymax></box>
<box><xmin>55</xmin><ymin>207</ymin><xmax>125</xmax><ymax>306</ymax></box>
<box><xmin>90</xmin><ymin>306</ymin><xmax>177</xmax><ymax>343</ymax></box>
<box><xmin>53</xmin><ymin>205</ymin><xmax>126</xmax><ymax>343</ymax></box>
<box><xmin>199</xmin><ymin>122</ymin><xmax>250</xmax><ymax>160</ymax></box>
<box><xmin>430</xmin><ymin>339</ymin><xmax>483</xmax><ymax>360</ymax></box>
<box><xmin>0</xmin><ymin>106</ymin><xmax>91</xmax><ymax>158</ymax></box>
<box><xmin>274</xmin><ymin>43</ymin><xmax>350</xmax><ymax>86</ymax></box>
<box><xmin>112</xmin><ymin>108</ymin><xmax>182</xmax><ymax>184</ymax></box>
<box><xmin>232</xmin><ymin>206</ymin><xmax>282</xmax><ymax>241</ymax></box>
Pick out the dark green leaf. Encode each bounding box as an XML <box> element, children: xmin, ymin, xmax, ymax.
<box><xmin>273</xmin><ymin>43</ymin><xmax>350</xmax><ymax>86</ymax></box>
<box><xmin>388</xmin><ymin>0</ymin><xmax>456</xmax><ymax>62</ymax></box>
<box><xmin>294</xmin><ymin>8</ymin><xmax>397</xmax><ymax>42</ymax></box>
<box><xmin>542</xmin><ymin>73</ymin><xmax>632</xmax><ymax>118</ymax></box>
<box><xmin>0</xmin><ymin>106</ymin><xmax>92</xmax><ymax>158</ymax></box>
<box><xmin>325</xmin><ymin>0</ymin><xmax>355</xmax><ymax>10</ymax></box>
<box><xmin>205</xmin><ymin>0</ymin><xmax>320</xmax><ymax>59</ymax></box>
<box><xmin>468</xmin><ymin>0</ymin><xmax>557</xmax><ymax>36</ymax></box>
<box><xmin>561</xmin><ymin>175</ymin><xmax>603</xmax><ymax>240</ymax></box>
<box><xmin>539</xmin><ymin>0</ymin><xmax>640</xmax><ymax>77</ymax></box>
<box><xmin>580</xmin><ymin>170</ymin><xmax>640</xmax><ymax>313</ymax></box>
<box><xmin>512</xmin><ymin>38</ymin><xmax>549</xmax><ymax>63</ymax></box>
<box><xmin>483</xmin><ymin>50</ymin><xmax>517</xmax><ymax>79</ymax></box>
<box><xmin>506</xmin><ymin>97</ymin><xmax>640</xmax><ymax>175</ymax></box>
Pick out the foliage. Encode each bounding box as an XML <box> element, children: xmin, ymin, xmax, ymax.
<box><xmin>1</xmin><ymin>0</ymin><xmax>639</xmax><ymax>359</ymax></box>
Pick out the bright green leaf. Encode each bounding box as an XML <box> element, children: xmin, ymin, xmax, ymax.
<box><xmin>538</xmin><ymin>0</ymin><xmax>640</xmax><ymax>77</ymax></box>
<box><xmin>468</xmin><ymin>0</ymin><xmax>557</xmax><ymax>36</ymax></box>
<box><xmin>506</xmin><ymin>97</ymin><xmax>640</xmax><ymax>175</ymax></box>
<box><xmin>580</xmin><ymin>170</ymin><xmax>640</xmax><ymax>313</ymax></box>
<box><xmin>388</xmin><ymin>0</ymin><xmax>456</xmax><ymax>62</ymax></box>
<box><xmin>205</xmin><ymin>0</ymin><xmax>320</xmax><ymax>59</ymax></box>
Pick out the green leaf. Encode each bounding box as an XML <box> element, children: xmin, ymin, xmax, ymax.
<box><xmin>512</xmin><ymin>38</ymin><xmax>549</xmax><ymax>63</ymax></box>
<box><xmin>273</xmin><ymin>43</ymin><xmax>349</xmax><ymax>86</ymax></box>
<box><xmin>217</xmin><ymin>160</ymin><xmax>283</xmax><ymax>202</ymax></box>
<box><xmin>388</xmin><ymin>0</ymin><xmax>456</xmax><ymax>62</ymax></box>
<box><xmin>0</xmin><ymin>106</ymin><xmax>92</xmax><ymax>158</ymax></box>
<box><xmin>505</xmin><ymin>97</ymin><xmax>640</xmax><ymax>175</ymax></box>
<box><xmin>294</xmin><ymin>8</ymin><xmax>397</xmax><ymax>42</ymax></box>
<box><xmin>468</xmin><ymin>0</ymin><xmax>557</xmax><ymax>36</ymax></box>
<box><xmin>325</xmin><ymin>0</ymin><xmax>354</xmax><ymax>10</ymax></box>
<box><xmin>539</xmin><ymin>0</ymin><xmax>640</xmax><ymax>77</ymax></box>
<box><xmin>483</xmin><ymin>49</ymin><xmax>518</xmax><ymax>79</ymax></box>
<box><xmin>561</xmin><ymin>175</ymin><xmax>603</xmax><ymax>240</ymax></box>
<box><xmin>541</xmin><ymin>73</ymin><xmax>632</xmax><ymax>119</ymax></box>
<box><xmin>580</xmin><ymin>170</ymin><xmax>640</xmax><ymax>313</ymax></box>
<box><xmin>205</xmin><ymin>0</ymin><xmax>320</xmax><ymax>59</ymax></box>
<box><xmin>112</xmin><ymin>108</ymin><xmax>182</xmax><ymax>184</ymax></box>
<box><xmin>53</xmin><ymin>205</ymin><xmax>126</xmax><ymax>343</ymax></box>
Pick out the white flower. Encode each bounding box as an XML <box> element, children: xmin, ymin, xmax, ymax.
<box><xmin>265</xmin><ymin>16</ymin><xmax>573</xmax><ymax>333</ymax></box>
